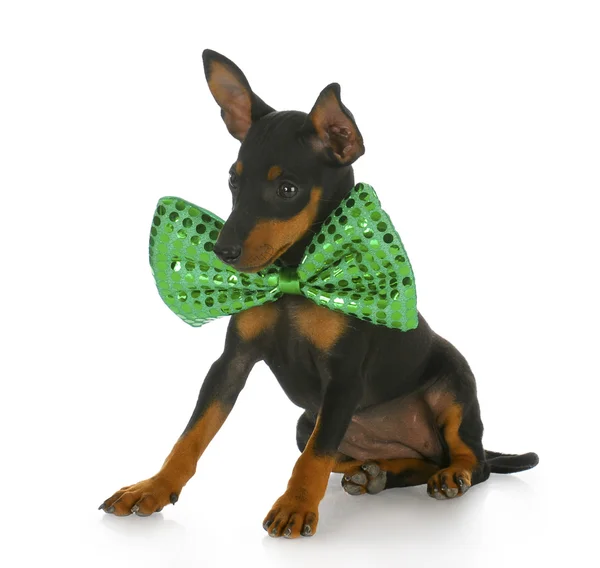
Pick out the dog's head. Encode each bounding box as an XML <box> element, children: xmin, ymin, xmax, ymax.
<box><xmin>202</xmin><ymin>49</ymin><xmax>365</xmax><ymax>272</ymax></box>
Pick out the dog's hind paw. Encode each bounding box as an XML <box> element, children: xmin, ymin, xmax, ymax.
<box><xmin>427</xmin><ymin>467</ymin><xmax>471</xmax><ymax>499</ymax></box>
<box><xmin>341</xmin><ymin>461</ymin><xmax>387</xmax><ymax>496</ymax></box>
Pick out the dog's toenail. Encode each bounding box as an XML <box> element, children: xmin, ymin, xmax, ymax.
<box><xmin>301</xmin><ymin>524</ymin><xmax>312</xmax><ymax>536</ymax></box>
<box><xmin>106</xmin><ymin>506</ymin><xmax>115</xmax><ymax>514</ymax></box>
<box><xmin>170</xmin><ymin>493</ymin><xmax>179</xmax><ymax>505</ymax></box>
<box><xmin>131</xmin><ymin>504</ymin><xmax>139</xmax><ymax>514</ymax></box>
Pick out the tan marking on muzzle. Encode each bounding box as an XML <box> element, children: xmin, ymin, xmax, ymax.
<box><xmin>238</xmin><ymin>187</ymin><xmax>322</xmax><ymax>271</ymax></box>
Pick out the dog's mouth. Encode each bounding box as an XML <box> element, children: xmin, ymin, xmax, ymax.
<box><xmin>236</xmin><ymin>242</ymin><xmax>294</xmax><ymax>273</ymax></box>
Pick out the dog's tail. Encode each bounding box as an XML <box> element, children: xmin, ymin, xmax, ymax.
<box><xmin>484</xmin><ymin>450</ymin><xmax>539</xmax><ymax>474</ymax></box>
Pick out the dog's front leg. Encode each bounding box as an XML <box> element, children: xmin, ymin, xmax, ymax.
<box><xmin>263</xmin><ymin>376</ymin><xmax>361</xmax><ymax>539</ymax></box>
<box><xmin>100</xmin><ymin>321</ymin><xmax>259</xmax><ymax>516</ymax></box>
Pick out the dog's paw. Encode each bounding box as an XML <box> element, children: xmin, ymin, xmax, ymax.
<box><xmin>427</xmin><ymin>467</ymin><xmax>471</xmax><ymax>500</ymax></box>
<box><xmin>263</xmin><ymin>496</ymin><xmax>319</xmax><ymax>539</ymax></box>
<box><xmin>99</xmin><ymin>476</ymin><xmax>180</xmax><ymax>516</ymax></box>
<box><xmin>341</xmin><ymin>461</ymin><xmax>387</xmax><ymax>496</ymax></box>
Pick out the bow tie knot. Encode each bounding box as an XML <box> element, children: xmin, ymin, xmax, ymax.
<box><xmin>278</xmin><ymin>267</ymin><xmax>302</xmax><ymax>296</ymax></box>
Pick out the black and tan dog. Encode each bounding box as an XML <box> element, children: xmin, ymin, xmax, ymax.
<box><xmin>100</xmin><ymin>49</ymin><xmax>539</xmax><ymax>538</ymax></box>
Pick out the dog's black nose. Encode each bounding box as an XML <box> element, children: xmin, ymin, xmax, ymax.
<box><xmin>213</xmin><ymin>243</ymin><xmax>242</xmax><ymax>264</ymax></box>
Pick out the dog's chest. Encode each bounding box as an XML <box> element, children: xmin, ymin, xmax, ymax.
<box><xmin>257</xmin><ymin>297</ymin><xmax>345</xmax><ymax>411</ymax></box>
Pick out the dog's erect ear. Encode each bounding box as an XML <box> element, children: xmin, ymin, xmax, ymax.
<box><xmin>202</xmin><ymin>49</ymin><xmax>275</xmax><ymax>142</ymax></box>
<box><xmin>305</xmin><ymin>83</ymin><xmax>364</xmax><ymax>166</ymax></box>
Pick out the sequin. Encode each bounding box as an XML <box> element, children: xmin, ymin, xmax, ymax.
<box><xmin>149</xmin><ymin>183</ymin><xmax>418</xmax><ymax>330</ymax></box>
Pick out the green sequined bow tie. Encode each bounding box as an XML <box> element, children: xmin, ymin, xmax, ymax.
<box><xmin>149</xmin><ymin>183</ymin><xmax>418</xmax><ymax>331</ymax></box>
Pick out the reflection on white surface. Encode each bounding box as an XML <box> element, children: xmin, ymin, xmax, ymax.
<box><xmin>82</xmin><ymin>473</ymin><xmax>545</xmax><ymax>568</ymax></box>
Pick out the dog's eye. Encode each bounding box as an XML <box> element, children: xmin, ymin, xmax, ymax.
<box><xmin>277</xmin><ymin>182</ymin><xmax>298</xmax><ymax>199</ymax></box>
<box><xmin>228</xmin><ymin>172</ymin><xmax>238</xmax><ymax>189</ymax></box>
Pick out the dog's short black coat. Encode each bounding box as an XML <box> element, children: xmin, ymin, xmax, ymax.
<box><xmin>100</xmin><ymin>49</ymin><xmax>539</xmax><ymax>538</ymax></box>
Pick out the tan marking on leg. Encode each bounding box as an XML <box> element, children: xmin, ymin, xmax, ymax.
<box><xmin>267</xmin><ymin>165</ymin><xmax>282</xmax><ymax>181</ymax></box>
<box><xmin>285</xmin><ymin>417</ymin><xmax>334</xmax><ymax>503</ymax></box>
<box><xmin>333</xmin><ymin>457</ymin><xmax>438</xmax><ymax>477</ymax></box>
<box><xmin>427</xmin><ymin>403</ymin><xmax>478</xmax><ymax>498</ymax></box>
<box><xmin>334</xmin><ymin>456</ymin><xmax>440</xmax><ymax>495</ymax></box>
<box><xmin>292</xmin><ymin>302</ymin><xmax>348</xmax><ymax>352</ymax></box>
<box><xmin>159</xmin><ymin>403</ymin><xmax>229</xmax><ymax>485</ymax></box>
<box><xmin>101</xmin><ymin>403</ymin><xmax>228</xmax><ymax>516</ymax></box>
<box><xmin>263</xmin><ymin>416</ymin><xmax>334</xmax><ymax>538</ymax></box>
<box><xmin>234</xmin><ymin>303</ymin><xmax>279</xmax><ymax>342</ymax></box>
<box><xmin>438</xmin><ymin>403</ymin><xmax>478</xmax><ymax>477</ymax></box>
<box><xmin>235</xmin><ymin>160</ymin><xmax>243</xmax><ymax>175</ymax></box>
<box><xmin>239</xmin><ymin>187</ymin><xmax>322</xmax><ymax>271</ymax></box>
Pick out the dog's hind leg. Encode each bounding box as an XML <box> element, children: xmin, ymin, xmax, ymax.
<box><xmin>334</xmin><ymin>457</ymin><xmax>440</xmax><ymax>495</ymax></box>
<box><xmin>425</xmin><ymin>400</ymin><xmax>491</xmax><ymax>499</ymax></box>
<box><xmin>417</xmin><ymin>335</ymin><xmax>492</xmax><ymax>499</ymax></box>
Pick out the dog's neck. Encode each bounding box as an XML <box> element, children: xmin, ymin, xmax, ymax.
<box><xmin>279</xmin><ymin>167</ymin><xmax>355</xmax><ymax>267</ymax></box>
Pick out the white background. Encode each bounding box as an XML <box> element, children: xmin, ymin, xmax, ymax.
<box><xmin>1</xmin><ymin>1</ymin><xmax>599</xmax><ymax>566</ymax></box>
